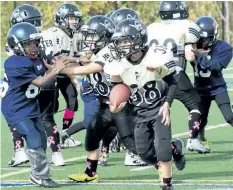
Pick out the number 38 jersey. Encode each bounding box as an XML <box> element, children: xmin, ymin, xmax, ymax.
<box><xmin>1</xmin><ymin>55</ymin><xmax>46</xmax><ymax>126</ymax></box>
<box><xmin>147</xmin><ymin>20</ymin><xmax>200</xmax><ymax>70</ymax></box>
<box><xmin>87</xmin><ymin>51</ymin><xmax>123</xmax><ymax>104</ymax></box>
<box><xmin>102</xmin><ymin>46</ymin><xmax>176</xmax><ymax>123</ymax></box>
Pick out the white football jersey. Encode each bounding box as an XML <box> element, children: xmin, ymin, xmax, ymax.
<box><xmin>86</xmin><ymin>51</ymin><xmax>122</xmax><ymax>104</ymax></box>
<box><xmin>102</xmin><ymin>45</ymin><xmax>176</xmax><ymax>123</ymax></box>
<box><xmin>147</xmin><ymin>20</ymin><xmax>200</xmax><ymax>70</ymax></box>
<box><xmin>42</xmin><ymin>27</ymin><xmax>82</xmax><ymax>57</ymax></box>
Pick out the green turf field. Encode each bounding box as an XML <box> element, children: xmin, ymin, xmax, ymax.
<box><xmin>1</xmin><ymin>57</ymin><xmax>233</xmax><ymax>190</ymax></box>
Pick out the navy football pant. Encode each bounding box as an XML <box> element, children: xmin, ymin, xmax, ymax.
<box><xmin>11</xmin><ymin>118</ymin><xmax>47</xmax><ymax>151</ymax></box>
<box><xmin>200</xmin><ymin>91</ymin><xmax>233</xmax><ymax>129</ymax></box>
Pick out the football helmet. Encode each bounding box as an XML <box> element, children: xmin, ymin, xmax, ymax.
<box><xmin>110</xmin><ymin>8</ymin><xmax>140</xmax><ymax>26</ymax></box>
<box><xmin>55</xmin><ymin>3</ymin><xmax>83</xmax><ymax>32</ymax></box>
<box><xmin>10</xmin><ymin>4</ymin><xmax>42</xmax><ymax>29</ymax></box>
<box><xmin>110</xmin><ymin>18</ymin><xmax>147</xmax><ymax>59</ymax></box>
<box><xmin>7</xmin><ymin>22</ymin><xmax>42</xmax><ymax>57</ymax></box>
<box><xmin>195</xmin><ymin>16</ymin><xmax>218</xmax><ymax>49</ymax></box>
<box><xmin>158</xmin><ymin>1</ymin><xmax>189</xmax><ymax>20</ymax></box>
<box><xmin>77</xmin><ymin>15</ymin><xmax>115</xmax><ymax>53</ymax></box>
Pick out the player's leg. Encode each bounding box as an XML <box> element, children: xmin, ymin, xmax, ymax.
<box><xmin>153</xmin><ymin>117</ymin><xmax>173</xmax><ymax>189</ymax></box>
<box><xmin>39</xmin><ymin>85</ymin><xmax>65</xmax><ymax>166</ymax></box>
<box><xmin>215</xmin><ymin>91</ymin><xmax>233</xmax><ymax>126</ymax></box>
<box><xmin>113</xmin><ymin>107</ymin><xmax>148</xmax><ymax>166</ymax></box>
<box><xmin>61</xmin><ymin>98</ymin><xmax>100</xmax><ymax>146</ymax></box>
<box><xmin>57</xmin><ymin>77</ymin><xmax>81</xmax><ymax>147</ymax></box>
<box><xmin>198</xmin><ymin>95</ymin><xmax>212</xmax><ymax>152</ymax></box>
<box><xmin>98</xmin><ymin>126</ymin><xmax>118</xmax><ymax>166</ymax></box>
<box><xmin>174</xmin><ymin>71</ymin><xmax>208</xmax><ymax>153</ymax></box>
<box><xmin>13</xmin><ymin>119</ymin><xmax>58</xmax><ymax>188</ymax></box>
<box><xmin>8</xmin><ymin>127</ymin><xmax>29</xmax><ymax>167</ymax></box>
<box><xmin>68</xmin><ymin>107</ymin><xmax>112</xmax><ymax>182</ymax></box>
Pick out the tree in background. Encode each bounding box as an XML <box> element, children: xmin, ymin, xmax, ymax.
<box><xmin>1</xmin><ymin>1</ymin><xmax>232</xmax><ymax>49</ymax></box>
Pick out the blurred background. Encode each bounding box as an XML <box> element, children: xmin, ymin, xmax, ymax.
<box><xmin>1</xmin><ymin>1</ymin><xmax>233</xmax><ymax>54</ymax></box>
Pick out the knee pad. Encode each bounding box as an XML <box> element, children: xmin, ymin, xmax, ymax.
<box><xmin>121</xmin><ymin>135</ymin><xmax>137</xmax><ymax>155</ymax></box>
<box><xmin>138</xmin><ymin>148</ymin><xmax>157</xmax><ymax>165</ymax></box>
<box><xmin>85</xmin><ymin>127</ymin><xmax>101</xmax><ymax>152</ymax></box>
<box><xmin>156</xmin><ymin>139</ymin><xmax>172</xmax><ymax>162</ymax></box>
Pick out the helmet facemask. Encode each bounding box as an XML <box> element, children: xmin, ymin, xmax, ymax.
<box><xmin>110</xmin><ymin>33</ymin><xmax>145</xmax><ymax>60</ymax></box>
<box><xmin>77</xmin><ymin>26</ymin><xmax>110</xmax><ymax>54</ymax></box>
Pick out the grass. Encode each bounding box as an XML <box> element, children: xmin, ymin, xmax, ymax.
<box><xmin>1</xmin><ymin>57</ymin><xmax>233</xmax><ymax>190</ymax></box>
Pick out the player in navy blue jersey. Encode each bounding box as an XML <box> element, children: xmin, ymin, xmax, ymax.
<box><xmin>192</xmin><ymin>16</ymin><xmax>233</xmax><ymax>150</ymax></box>
<box><xmin>2</xmin><ymin>22</ymin><xmax>68</xmax><ymax>188</ymax></box>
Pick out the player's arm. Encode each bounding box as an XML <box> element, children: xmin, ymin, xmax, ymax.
<box><xmin>32</xmin><ymin>58</ymin><xmax>69</xmax><ymax>87</ymax></box>
<box><xmin>60</xmin><ymin>61</ymin><xmax>103</xmax><ymax>76</ymax></box>
<box><xmin>184</xmin><ymin>21</ymin><xmax>201</xmax><ymax>62</ymax></box>
<box><xmin>194</xmin><ymin>45</ymin><xmax>233</xmax><ymax>72</ymax></box>
<box><xmin>157</xmin><ymin>62</ymin><xmax>177</xmax><ymax>106</ymax></box>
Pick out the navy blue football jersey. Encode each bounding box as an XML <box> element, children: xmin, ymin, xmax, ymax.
<box><xmin>1</xmin><ymin>55</ymin><xmax>46</xmax><ymax>125</ymax></box>
<box><xmin>193</xmin><ymin>40</ymin><xmax>233</xmax><ymax>96</ymax></box>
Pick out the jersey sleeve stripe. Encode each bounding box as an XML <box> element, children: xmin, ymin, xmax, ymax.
<box><xmin>165</xmin><ymin>61</ymin><xmax>176</xmax><ymax>69</ymax></box>
<box><xmin>188</xmin><ymin>28</ymin><xmax>200</xmax><ymax>39</ymax></box>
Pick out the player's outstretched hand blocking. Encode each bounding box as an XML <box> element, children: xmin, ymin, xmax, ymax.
<box><xmin>44</xmin><ymin>57</ymin><xmax>70</xmax><ymax>73</ymax></box>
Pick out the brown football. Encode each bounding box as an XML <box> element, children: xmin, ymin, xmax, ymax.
<box><xmin>109</xmin><ymin>84</ymin><xmax>130</xmax><ymax>106</ymax></box>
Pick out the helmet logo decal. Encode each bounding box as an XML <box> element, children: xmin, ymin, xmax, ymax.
<box><xmin>100</xmin><ymin>20</ymin><xmax>114</xmax><ymax>33</ymax></box>
<box><xmin>57</xmin><ymin>6</ymin><xmax>69</xmax><ymax>17</ymax></box>
<box><xmin>13</xmin><ymin>9</ymin><xmax>23</xmax><ymax>22</ymax></box>
<box><xmin>126</xmin><ymin>14</ymin><xmax>137</xmax><ymax>19</ymax></box>
<box><xmin>129</xmin><ymin>20</ymin><xmax>144</xmax><ymax>32</ymax></box>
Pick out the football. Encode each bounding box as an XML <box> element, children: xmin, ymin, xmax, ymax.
<box><xmin>109</xmin><ymin>84</ymin><xmax>130</xmax><ymax>106</ymax></box>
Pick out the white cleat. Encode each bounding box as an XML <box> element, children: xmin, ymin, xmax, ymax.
<box><xmin>8</xmin><ymin>148</ymin><xmax>29</xmax><ymax>167</ymax></box>
<box><xmin>124</xmin><ymin>151</ymin><xmax>148</xmax><ymax>166</ymax></box>
<box><xmin>51</xmin><ymin>152</ymin><xmax>65</xmax><ymax>166</ymax></box>
<box><xmin>60</xmin><ymin>136</ymin><xmax>82</xmax><ymax>149</ymax></box>
<box><xmin>186</xmin><ymin>138</ymin><xmax>211</xmax><ymax>154</ymax></box>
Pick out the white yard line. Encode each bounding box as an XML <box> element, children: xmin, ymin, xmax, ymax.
<box><xmin>130</xmin><ymin>123</ymin><xmax>229</xmax><ymax>171</ymax></box>
<box><xmin>0</xmin><ymin>155</ymin><xmax>86</xmax><ymax>179</ymax></box>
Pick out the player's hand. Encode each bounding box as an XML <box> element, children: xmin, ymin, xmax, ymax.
<box><xmin>107</xmin><ymin>102</ymin><xmax>127</xmax><ymax>113</ymax></box>
<box><xmin>52</xmin><ymin>56</ymin><xmax>70</xmax><ymax>73</ymax></box>
<box><xmin>159</xmin><ymin>102</ymin><xmax>171</xmax><ymax>126</ymax></box>
<box><xmin>80</xmin><ymin>56</ymin><xmax>91</xmax><ymax>64</ymax></box>
<box><xmin>43</xmin><ymin>59</ymin><xmax>54</xmax><ymax>70</ymax></box>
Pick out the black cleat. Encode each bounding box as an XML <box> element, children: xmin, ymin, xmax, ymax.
<box><xmin>30</xmin><ymin>174</ymin><xmax>59</xmax><ymax>188</ymax></box>
<box><xmin>161</xmin><ymin>185</ymin><xmax>174</xmax><ymax>190</ymax></box>
<box><xmin>172</xmin><ymin>138</ymin><xmax>186</xmax><ymax>171</ymax></box>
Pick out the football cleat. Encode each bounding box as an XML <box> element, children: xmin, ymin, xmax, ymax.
<box><xmin>172</xmin><ymin>138</ymin><xmax>186</xmax><ymax>171</ymax></box>
<box><xmin>69</xmin><ymin>172</ymin><xmax>98</xmax><ymax>183</ymax></box>
<box><xmin>60</xmin><ymin>136</ymin><xmax>82</xmax><ymax>149</ymax></box>
<box><xmin>98</xmin><ymin>152</ymin><xmax>109</xmax><ymax>166</ymax></box>
<box><xmin>186</xmin><ymin>138</ymin><xmax>211</xmax><ymax>154</ymax></box>
<box><xmin>201</xmin><ymin>140</ymin><xmax>212</xmax><ymax>153</ymax></box>
<box><xmin>50</xmin><ymin>152</ymin><xmax>65</xmax><ymax>166</ymax></box>
<box><xmin>161</xmin><ymin>184</ymin><xmax>174</xmax><ymax>190</ymax></box>
<box><xmin>30</xmin><ymin>174</ymin><xmax>59</xmax><ymax>188</ymax></box>
<box><xmin>124</xmin><ymin>151</ymin><xmax>148</xmax><ymax>166</ymax></box>
<box><xmin>8</xmin><ymin>148</ymin><xmax>29</xmax><ymax>167</ymax></box>
<box><xmin>109</xmin><ymin>135</ymin><xmax>121</xmax><ymax>153</ymax></box>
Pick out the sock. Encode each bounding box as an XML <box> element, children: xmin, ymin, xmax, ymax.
<box><xmin>45</xmin><ymin>125</ymin><xmax>60</xmax><ymax>152</ymax></box>
<box><xmin>163</xmin><ymin>177</ymin><xmax>172</xmax><ymax>186</ymax></box>
<box><xmin>85</xmin><ymin>159</ymin><xmax>98</xmax><ymax>177</ymax></box>
<box><xmin>188</xmin><ymin>112</ymin><xmax>201</xmax><ymax>139</ymax></box>
<box><xmin>11</xmin><ymin>127</ymin><xmax>24</xmax><ymax>150</ymax></box>
<box><xmin>63</xmin><ymin>109</ymin><xmax>75</xmax><ymax>130</ymax></box>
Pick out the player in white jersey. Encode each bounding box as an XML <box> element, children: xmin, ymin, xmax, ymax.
<box><xmin>147</xmin><ymin>1</ymin><xmax>210</xmax><ymax>153</ymax></box>
<box><xmin>45</xmin><ymin>15</ymin><xmax>149</xmax><ymax>182</ymax></box>
<box><xmin>107</xmin><ymin>18</ymin><xmax>183</xmax><ymax>190</ymax></box>
<box><xmin>42</xmin><ymin>3</ymin><xmax>84</xmax><ymax>149</ymax></box>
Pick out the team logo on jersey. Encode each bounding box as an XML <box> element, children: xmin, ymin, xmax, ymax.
<box><xmin>99</xmin><ymin>20</ymin><xmax>114</xmax><ymax>33</ymax></box>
